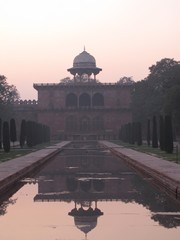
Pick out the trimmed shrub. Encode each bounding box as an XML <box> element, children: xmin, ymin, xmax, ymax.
<box><xmin>20</xmin><ymin>119</ymin><xmax>26</xmax><ymax>148</ymax></box>
<box><xmin>0</xmin><ymin>118</ymin><xmax>2</xmax><ymax>149</ymax></box>
<box><xmin>10</xmin><ymin>118</ymin><xmax>17</xmax><ymax>146</ymax></box>
<box><xmin>137</xmin><ymin>122</ymin><xmax>142</xmax><ymax>146</ymax></box>
<box><xmin>159</xmin><ymin>115</ymin><xmax>164</xmax><ymax>150</ymax></box>
<box><xmin>152</xmin><ymin>116</ymin><xmax>158</xmax><ymax>148</ymax></box>
<box><xmin>3</xmin><ymin>121</ymin><xmax>10</xmax><ymax>152</ymax></box>
<box><xmin>164</xmin><ymin>115</ymin><xmax>173</xmax><ymax>153</ymax></box>
<box><xmin>26</xmin><ymin>121</ymin><xmax>33</xmax><ymax>147</ymax></box>
<box><xmin>147</xmin><ymin>119</ymin><xmax>151</xmax><ymax>146</ymax></box>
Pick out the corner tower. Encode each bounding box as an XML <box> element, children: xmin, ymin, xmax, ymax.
<box><xmin>67</xmin><ymin>48</ymin><xmax>102</xmax><ymax>80</ymax></box>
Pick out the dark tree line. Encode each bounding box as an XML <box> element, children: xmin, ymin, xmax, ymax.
<box><xmin>164</xmin><ymin>115</ymin><xmax>173</xmax><ymax>154</ymax></box>
<box><xmin>0</xmin><ymin>118</ymin><xmax>50</xmax><ymax>153</ymax></box>
<box><xmin>0</xmin><ymin>75</ymin><xmax>20</xmax><ymax>121</ymax></box>
<box><xmin>152</xmin><ymin>116</ymin><xmax>158</xmax><ymax>148</ymax></box>
<box><xmin>1</xmin><ymin>118</ymin><xmax>16</xmax><ymax>153</ymax></box>
<box><xmin>146</xmin><ymin>115</ymin><xmax>173</xmax><ymax>154</ymax></box>
<box><xmin>24</xmin><ymin>120</ymin><xmax>50</xmax><ymax>148</ymax></box>
<box><xmin>132</xmin><ymin>58</ymin><xmax>180</xmax><ymax>139</ymax></box>
<box><xmin>119</xmin><ymin>114</ymin><xmax>173</xmax><ymax>154</ymax></box>
<box><xmin>119</xmin><ymin>121</ymin><xmax>142</xmax><ymax>146</ymax></box>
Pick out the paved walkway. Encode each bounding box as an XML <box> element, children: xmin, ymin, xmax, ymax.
<box><xmin>0</xmin><ymin>141</ymin><xmax>70</xmax><ymax>193</ymax></box>
<box><xmin>100</xmin><ymin>141</ymin><xmax>180</xmax><ymax>200</ymax></box>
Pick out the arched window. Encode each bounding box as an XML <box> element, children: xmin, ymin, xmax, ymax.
<box><xmin>80</xmin><ymin>116</ymin><xmax>90</xmax><ymax>132</ymax></box>
<box><xmin>66</xmin><ymin>115</ymin><xmax>77</xmax><ymax>131</ymax></box>
<box><xmin>66</xmin><ymin>93</ymin><xmax>77</xmax><ymax>107</ymax></box>
<box><xmin>92</xmin><ymin>93</ymin><xmax>104</xmax><ymax>106</ymax></box>
<box><xmin>79</xmin><ymin>93</ymin><xmax>91</xmax><ymax>107</ymax></box>
<box><xmin>92</xmin><ymin>116</ymin><xmax>104</xmax><ymax>130</ymax></box>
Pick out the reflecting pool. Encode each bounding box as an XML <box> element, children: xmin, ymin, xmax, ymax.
<box><xmin>0</xmin><ymin>142</ymin><xmax>180</xmax><ymax>240</ymax></box>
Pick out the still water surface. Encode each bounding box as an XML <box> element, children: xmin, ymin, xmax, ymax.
<box><xmin>0</xmin><ymin>142</ymin><xmax>180</xmax><ymax>240</ymax></box>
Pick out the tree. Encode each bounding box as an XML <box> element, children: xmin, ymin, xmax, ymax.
<box><xmin>147</xmin><ymin>119</ymin><xmax>151</xmax><ymax>146</ymax></box>
<box><xmin>152</xmin><ymin>116</ymin><xmax>158</xmax><ymax>148</ymax></box>
<box><xmin>164</xmin><ymin>85</ymin><xmax>180</xmax><ymax>137</ymax></box>
<box><xmin>0</xmin><ymin>75</ymin><xmax>20</xmax><ymax>120</ymax></box>
<box><xmin>136</xmin><ymin>122</ymin><xmax>142</xmax><ymax>146</ymax></box>
<box><xmin>26</xmin><ymin>121</ymin><xmax>34</xmax><ymax>147</ymax></box>
<box><xmin>0</xmin><ymin>75</ymin><xmax>19</xmax><ymax>104</ymax></box>
<box><xmin>164</xmin><ymin>86</ymin><xmax>180</xmax><ymax>114</ymax></box>
<box><xmin>131</xmin><ymin>58</ymin><xmax>180</xmax><ymax>139</ymax></box>
<box><xmin>164</xmin><ymin>115</ymin><xmax>173</xmax><ymax>154</ymax></box>
<box><xmin>10</xmin><ymin>118</ymin><xmax>17</xmax><ymax>146</ymax></box>
<box><xmin>3</xmin><ymin>121</ymin><xmax>10</xmax><ymax>153</ymax></box>
<box><xmin>132</xmin><ymin>79</ymin><xmax>156</xmax><ymax>124</ymax></box>
<box><xmin>0</xmin><ymin>118</ymin><xmax>2</xmax><ymax>149</ymax></box>
<box><xmin>117</xmin><ymin>76</ymin><xmax>135</xmax><ymax>85</ymax></box>
<box><xmin>131</xmin><ymin>122</ymin><xmax>136</xmax><ymax>145</ymax></box>
<box><xmin>159</xmin><ymin>115</ymin><xmax>164</xmax><ymax>151</ymax></box>
<box><xmin>59</xmin><ymin>77</ymin><xmax>72</xmax><ymax>84</ymax></box>
<box><xmin>148</xmin><ymin>58</ymin><xmax>179</xmax><ymax>78</ymax></box>
<box><xmin>120</xmin><ymin>124</ymin><xmax>129</xmax><ymax>143</ymax></box>
<box><xmin>20</xmin><ymin>119</ymin><xmax>26</xmax><ymax>148</ymax></box>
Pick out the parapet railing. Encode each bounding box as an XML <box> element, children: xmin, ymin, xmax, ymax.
<box><xmin>13</xmin><ymin>100</ymin><xmax>38</xmax><ymax>105</ymax></box>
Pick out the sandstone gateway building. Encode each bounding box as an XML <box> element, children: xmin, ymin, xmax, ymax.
<box><xmin>15</xmin><ymin>49</ymin><xmax>132</xmax><ymax>140</ymax></box>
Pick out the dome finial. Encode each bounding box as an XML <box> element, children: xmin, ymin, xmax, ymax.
<box><xmin>84</xmin><ymin>45</ymin><xmax>86</xmax><ymax>51</ymax></box>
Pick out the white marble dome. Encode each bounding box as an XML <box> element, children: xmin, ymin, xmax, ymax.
<box><xmin>73</xmin><ymin>50</ymin><xmax>96</xmax><ymax>68</ymax></box>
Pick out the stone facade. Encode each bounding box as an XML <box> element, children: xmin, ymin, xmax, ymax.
<box><xmin>13</xmin><ymin>50</ymin><xmax>132</xmax><ymax>140</ymax></box>
<box><xmin>13</xmin><ymin>82</ymin><xmax>132</xmax><ymax>140</ymax></box>
<box><xmin>31</xmin><ymin>82</ymin><xmax>132</xmax><ymax>140</ymax></box>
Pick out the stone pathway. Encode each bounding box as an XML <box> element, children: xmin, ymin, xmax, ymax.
<box><xmin>100</xmin><ymin>141</ymin><xmax>180</xmax><ymax>200</ymax></box>
<box><xmin>0</xmin><ymin>141</ymin><xmax>70</xmax><ymax>193</ymax></box>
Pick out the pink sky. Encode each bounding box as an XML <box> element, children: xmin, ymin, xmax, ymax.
<box><xmin>1</xmin><ymin>0</ymin><xmax>180</xmax><ymax>100</ymax></box>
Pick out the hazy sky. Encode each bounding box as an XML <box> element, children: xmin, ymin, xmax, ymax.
<box><xmin>1</xmin><ymin>0</ymin><xmax>180</xmax><ymax>99</ymax></box>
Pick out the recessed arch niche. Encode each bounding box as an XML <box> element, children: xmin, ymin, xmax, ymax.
<box><xmin>79</xmin><ymin>93</ymin><xmax>91</xmax><ymax>107</ymax></box>
<box><xmin>92</xmin><ymin>93</ymin><xmax>104</xmax><ymax>106</ymax></box>
<box><xmin>66</xmin><ymin>93</ymin><xmax>77</xmax><ymax>107</ymax></box>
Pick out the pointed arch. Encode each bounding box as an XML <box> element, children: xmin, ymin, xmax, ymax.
<box><xmin>66</xmin><ymin>93</ymin><xmax>77</xmax><ymax>107</ymax></box>
<box><xmin>92</xmin><ymin>93</ymin><xmax>104</xmax><ymax>106</ymax></box>
<box><xmin>79</xmin><ymin>93</ymin><xmax>91</xmax><ymax>107</ymax></box>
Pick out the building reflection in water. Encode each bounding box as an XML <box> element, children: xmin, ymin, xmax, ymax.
<box><xmin>33</xmin><ymin>143</ymin><xmax>180</xmax><ymax>239</ymax></box>
<box><xmin>68</xmin><ymin>200</ymin><xmax>103</xmax><ymax>239</ymax></box>
<box><xmin>34</xmin><ymin>146</ymin><xmax>132</xmax><ymax>238</ymax></box>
